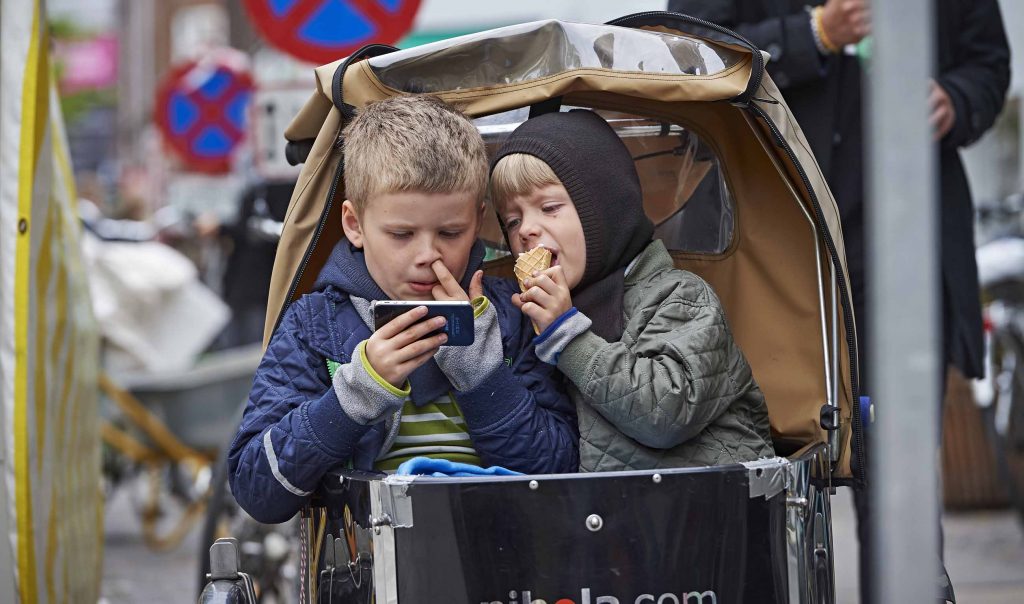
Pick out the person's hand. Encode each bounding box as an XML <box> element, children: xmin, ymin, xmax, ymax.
<box><xmin>513</xmin><ymin>266</ymin><xmax>573</xmax><ymax>333</ymax></box>
<box><xmin>431</xmin><ymin>260</ymin><xmax>484</xmax><ymax>302</ymax></box>
<box><xmin>193</xmin><ymin>211</ymin><xmax>222</xmax><ymax>239</ymax></box>
<box><xmin>929</xmin><ymin>80</ymin><xmax>957</xmax><ymax>141</ymax></box>
<box><xmin>364</xmin><ymin>306</ymin><xmax>448</xmax><ymax>388</ymax></box>
<box><xmin>820</xmin><ymin>0</ymin><xmax>871</xmax><ymax>48</ymax></box>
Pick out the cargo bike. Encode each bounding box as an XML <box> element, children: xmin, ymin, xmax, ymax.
<box><xmin>201</xmin><ymin>11</ymin><xmax>866</xmax><ymax>604</ymax></box>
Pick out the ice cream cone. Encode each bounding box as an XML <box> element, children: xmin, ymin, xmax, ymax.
<box><xmin>514</xmin><ymin>245</ymin><xmax>552</xmax><ymax>334</ymax></box>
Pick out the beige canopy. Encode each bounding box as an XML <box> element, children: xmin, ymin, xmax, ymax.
<box><xmin>269</xmin><ymin>15</ymin><xmax>861</xmax><ymax>480</ymax></box>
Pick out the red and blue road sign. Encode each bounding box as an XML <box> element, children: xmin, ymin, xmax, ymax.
<box><xmin>243</xmin><ymin>0</ymin><xmax>422</xmax><ymax>65</ymax></box>
<box><xmin>155</xmin><ymin>58</ymin><xmax>254</xmax><ymax>174</ymax></box>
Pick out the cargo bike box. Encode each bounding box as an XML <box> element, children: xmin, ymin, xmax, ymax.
<box><xmin>204</xmin><ymin>11</ymin><xmax>865</xmax><ymax>604</ymax></box>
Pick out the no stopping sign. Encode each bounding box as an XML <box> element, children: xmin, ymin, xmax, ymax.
<box><xmin>243</xmin><ymin>0</ymin><xmax>422</xmax><ymax>65</ymax></box>
<box><xmin>154</xmin><ymin>57</ymin><xmax>254</xmax><ymax>174</ymax></box>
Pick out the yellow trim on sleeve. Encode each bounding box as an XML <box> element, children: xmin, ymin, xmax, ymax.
<box><xmin>471</xmin><ymin>295</ymin><xmax>490</xmax><ymax>319</ymax></box>
<box><xmin>357</xmin><ymin>341</ymin><xmax>411</xmax><ymax>398</ymax></box>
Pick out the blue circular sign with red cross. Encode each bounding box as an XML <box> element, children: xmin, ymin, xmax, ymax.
<box><xmin>243</xmin><ymin>0</ymin><xmax>422</xmax><ymax>65</ymax></box>
<box><xmin>155</xmin><ymin>58</ymin><xmax>253</xmax><ymax>174</ymax></box>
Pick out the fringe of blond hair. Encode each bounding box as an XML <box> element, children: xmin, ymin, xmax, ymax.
<box><xmin>488</xmin><ymin>153</ymin><xmax>561</xmax><ymax>208</ymax></box>
<box><xmin>343</xmin><ymin>95</ymin><xmax>488</xmax><ymax>212</ymax></box>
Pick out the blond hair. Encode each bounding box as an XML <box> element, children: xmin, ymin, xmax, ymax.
<box><xmin>489</xmin><ymin>153</ymin><xmax>562</xmax><ymax>209</ymax></box>
<box><xmin>343</xmin><ymin>95</ymin><xmax>488</xmax><ymax>213</ymax></box>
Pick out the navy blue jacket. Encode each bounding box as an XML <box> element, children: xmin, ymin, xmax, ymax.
<box><xmin>229</xmin><ymin>241</ymin><xmax>578</xmax><ymax>523</ymax></box>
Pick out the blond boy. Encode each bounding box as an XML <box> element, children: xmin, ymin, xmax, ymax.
<box><xmin>229</xmin><ymin>96</ymin><xmax>577</xmax><ymax>523</ymax></box>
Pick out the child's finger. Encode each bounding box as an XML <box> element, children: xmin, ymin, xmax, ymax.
<box><xmin>396</xmin><ymin>331</ymin><xmax>448</xmax><ymax>362</ymax></box>
<box><xmin>544</xmin><ymin>265</ymin><xmax>568</xmax><ymax>288</ymax></box>
<box><xmin>468</xmin><ymin>270</ymin><xmax>484</xmax><ymax>300</ymax></box>
<box><xmin>525</xmin><ymin>272</ymin><xmax>561</xmax><ymax>296</ymax></box>
<box><xmin>403</xmin><ymin>346</ymin><xmax>444</xmax><ymax>372</ymax></box>
<box><xmin>431</xmin><ymin>260</ymin><xmax>465</xmax><ymax>299</ymax></box>
<box><xmin>375</xmin><ymin>306</ymin><xmax>429</xmax><ymax>339</ymax></box>
<box><xmin>519</xmin><ymin>301</ymin><xmax>542</xmax><ymax>321</ymax></box>
<box><xmin>511</xmin><ymin>293</ymin><xmax>524</xmax><ymax>309</ymax></box>
<box><xmin>394</xmin><ymin>315</ymin><xmax>447</xmax><ymax>347</ymax></box>
<box><xmin>521</xmin><ymin>285</ymin><xmax>556</xmax><ymax>309</ymax></box>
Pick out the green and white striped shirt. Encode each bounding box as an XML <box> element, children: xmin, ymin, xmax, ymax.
<box><xmin>326</xmin><ymin>358</ymin><xmax>481</xmax><ymax>472</ymax></box>
<box><xmin>374</xmin><ymin>394</ymin><xmax>481</xmax><ymax>472</ymax></box>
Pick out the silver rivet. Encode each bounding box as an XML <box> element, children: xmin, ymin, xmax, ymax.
<box><xmin>18</xmin><ymin>218</ymin><xmax>27</xmax><ymax>234</ymax></box>
<box><xmin>586</xmin><ymin>514</ymin><xmax>603</xmax><ymax>532</ymax></box>
<box><xmin>652</xmin><ymin>473</ymin><xmax>662</xmax><ymax>483</ymax></box>
<box><xmin>528</xmin><ymin>480</ymin><xmax>539</xmax><ymax>490</ymax></box>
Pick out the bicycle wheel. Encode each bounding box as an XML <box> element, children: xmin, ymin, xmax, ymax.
<box><xmin>983</xmin><ymin>326</ymin><xmax>1024</xmax><ymax>524</ymax></box>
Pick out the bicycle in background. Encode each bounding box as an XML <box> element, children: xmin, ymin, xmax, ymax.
<box><xmin>973</xmin><ymin>192</ymin><xmax>1024</xmax><ymax>524</ymax></box>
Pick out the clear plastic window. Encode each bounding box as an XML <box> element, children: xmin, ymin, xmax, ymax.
<box><xmin>369</xmin><ymin>20</ymin><xmax>745</xmax><ymax>94</ymax></box>
<box><xmin>476</xmin><ymin>108</ymin><xmax>735</xmax><ymax>259</ymax></box>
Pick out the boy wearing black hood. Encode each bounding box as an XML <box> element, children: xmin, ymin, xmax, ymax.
<box><xmin>491</xmin><ymin>109</ymin><xmax>774</xmax><ymax>471</ymax></box>
<box><xmin>229</xmin><ymin>96</ymin><xmax>578</xmax><ymax>523</ymax></box>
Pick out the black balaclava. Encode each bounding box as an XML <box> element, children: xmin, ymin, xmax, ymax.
<box><xmin>491</xmin><ymin>110</ymin><xmax>654</xmax><ymax>341</ymax></box>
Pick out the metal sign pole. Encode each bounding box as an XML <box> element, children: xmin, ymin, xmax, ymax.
<box><xmin>867</xmin><ymin>0</ymin><xmax>940</xmax><ymax>602</ymax></box>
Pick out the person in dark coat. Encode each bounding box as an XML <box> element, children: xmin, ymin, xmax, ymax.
<box><xmin>217</xmin><ymin>181</ymin><xmax>292</xmax><ymax>348</ymax></box>
<box><xmin>667</xmin><ymin>1</ymin><xmax>1010</xmax><ymax>602</ymax></box>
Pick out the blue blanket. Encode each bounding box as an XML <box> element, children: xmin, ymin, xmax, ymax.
<box><xmin>396</xmin><ymin>456</ymin><xmax>522</xmax><ymax>477</ymax></box>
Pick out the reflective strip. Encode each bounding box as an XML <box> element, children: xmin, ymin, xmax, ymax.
<box><xmin>399</xmin><ymin>412</ymin><xmax>464</xmax><ymax>424</ymax></box>
<box><xmin>377</xmin><ymin>445</ymin><xmax>479</xmax><ymax>461</ymax></box>
<box><xmin>393</xmin><ymin>432</ymin><xmax>473</xmax><ymax>444</ymax></box>
<box><xmin>262</xmin><ymin>430</ymin><xmax>312</xmax><ymax>497</ymax></box>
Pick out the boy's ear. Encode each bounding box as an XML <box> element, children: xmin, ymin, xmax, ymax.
<box><xmin>341</xmin><ymin>200</ymin><xmax>364</xmax><ymax>248</ymax></box>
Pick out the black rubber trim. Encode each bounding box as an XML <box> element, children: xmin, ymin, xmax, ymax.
<box><xmin>529</xmin><ymin>96</ymin><xmax>563</xmax><ymax>118</ymax></box>
<box><xmin>605</xmin><ymin>11</ymin><xmax>765</xmax><ymax>107</ymax></box>
<box><xmin>331</xmin><ymin>43</ymin><xmax>400</xmax><ymax>120</ymax></box>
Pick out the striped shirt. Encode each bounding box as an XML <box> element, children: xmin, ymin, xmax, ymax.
<box><xmin>374</xmin><ymin>394</ymin><xmax>481</xmax><ymax>472</ymax></box>
<box><xmin>326</xmin><ymin>359</ymin><xmax>481</xmax><ymax>472</ymax></box>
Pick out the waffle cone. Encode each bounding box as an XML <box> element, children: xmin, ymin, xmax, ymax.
<box><xmin>513</xmin><ymin>246</ymin><xmax>552</xmax><ymax>292</ymax></box>
<box><xmin>514</xmin><ymin>246</ymin><xmax>552</xmax><ymax>335</ymax></box>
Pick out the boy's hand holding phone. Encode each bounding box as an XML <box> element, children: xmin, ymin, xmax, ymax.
<box><xmin>514</xmin><ymin>266</ymin><xmax>573</xmax><ymax>333</ymax></box>
<box><xmin>365</xmin><ymin>306</ymin><xmax>448</xmax><ymax>388</ymax></box>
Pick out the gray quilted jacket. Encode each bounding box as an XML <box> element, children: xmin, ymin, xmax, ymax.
<box><xmin>558</xmin><ymin>240</ymin><xmax>775</xmax><ymax>471</ymax></box>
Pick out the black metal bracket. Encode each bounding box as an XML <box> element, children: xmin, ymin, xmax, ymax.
<box><xmin>819</xmin><ymin>403</ymin><xmax>839</xmax><ymax>431</ymax></box>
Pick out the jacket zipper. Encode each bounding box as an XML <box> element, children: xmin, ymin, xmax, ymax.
<box><xmin>748</xmin><ymin>102</ymin><xmax>865</xmax><ymax>485</ymax></box>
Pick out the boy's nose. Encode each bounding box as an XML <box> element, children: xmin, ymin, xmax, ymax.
<box><xmin>414</xmin><ymin>237</ymin><xmax>443</xmax><ymax>266</ymax></box>
<box><xmin>518</xmin><ymin>219</ymin><xmax>542</xmax><ymax>244</ymax></box>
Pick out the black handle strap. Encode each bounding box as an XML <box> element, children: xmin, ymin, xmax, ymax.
<box><xmin>331</xmin><ymin>43</ymin><xmax>400</xmax><ymax>121</ymax></box>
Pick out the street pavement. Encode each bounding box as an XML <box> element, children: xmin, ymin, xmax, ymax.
<box><xmin>831</xmin><ymin>488</ymin><xmax>1024</xmax><ymax>603</ymax></box>
<box><xmin>100</xmin><ymin>485</ymin><xmax>206</xmax><ymax>603</ymax></box>
<box><xmin>100</xmin><ymin>479</ymin><xmax>1024</xmax><ymax>603</ymax></box>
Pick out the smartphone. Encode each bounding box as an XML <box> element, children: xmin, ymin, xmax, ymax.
<box><xmin>370</xmin><ymin>301</ymin><xmax>475</xmax><ymax>346</ymax></box>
